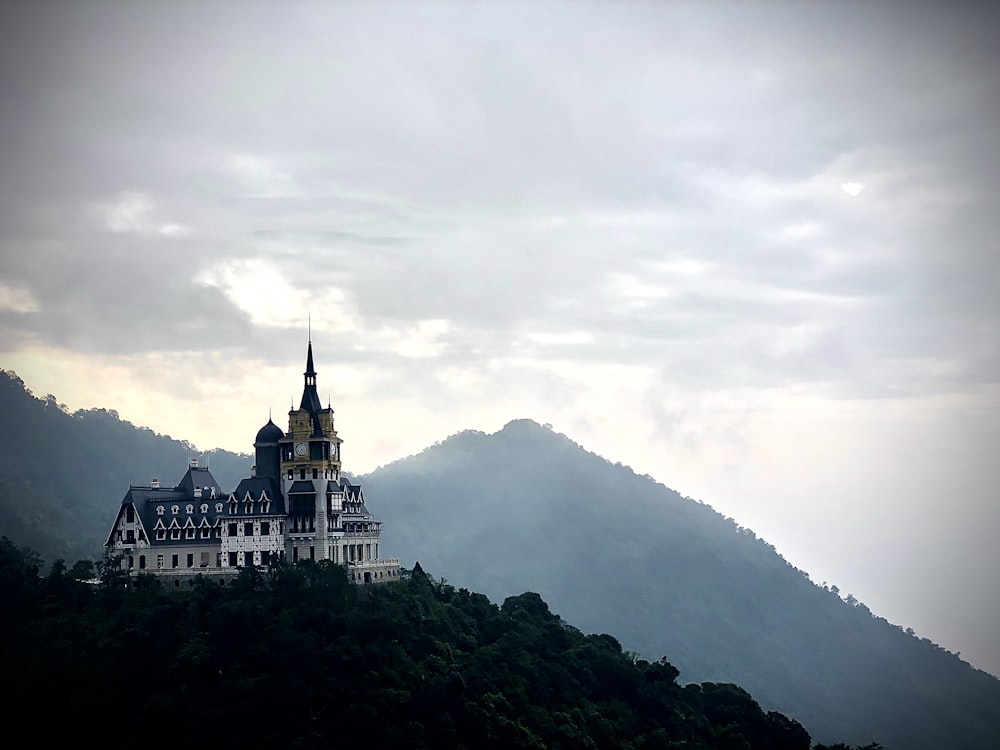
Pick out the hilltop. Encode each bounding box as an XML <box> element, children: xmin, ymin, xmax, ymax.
<box><xmin>363</xmin><ymin>419</ymin><xmax>1000</xmax><ymax>749</ymax></box>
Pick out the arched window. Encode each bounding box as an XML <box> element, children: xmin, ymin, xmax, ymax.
<box><xmin>171</xmin><ymin>505</ymin><xmax>179</xmax><ymax>515</ymax></box>
<box><xmin>156</xmin><ymin>506</ymin><xmax>165</xmax><ymax>515</ymax></box>
<box><xmin>200</xmin><ymin>504</ymin><xmax>208</xmax><ymax>514</ymax></box>
<box><xmin>186</xmin><ymin>504</ymin><xmax>194</xmax><ymax>514</ymax></box>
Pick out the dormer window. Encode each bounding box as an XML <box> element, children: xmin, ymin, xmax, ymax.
<box><xmin>229</xmin><ymin>502</ymin><xmax>237</xmax><ymax>515</ymax></box>
<box><xmin>244</xmin><ymin>502</ymin><xmax>253</xmax><ymax>515</ymax></box>
<box><xmin>186</xmin><ymin>504</ymin><xmax>194</xmax><ymax>514</ymax></box>
<box><xmin>215</xmin><ymin>503</ymin><xmax>223</xmax><ymax>513</ymax></box>
<box><xmin>200</xmin><ymin>504</ymin><xmax>208</xmax><ymax>514</ymax></box>
<box><xmin>156</xmin><ymin>506</ymin><xmax>165</xmax><ymax>516</ymax></box>
<box><xmin>171</xmin><ymin>505</ymin><xmax>179</xmax><ymax>515</ymax></box>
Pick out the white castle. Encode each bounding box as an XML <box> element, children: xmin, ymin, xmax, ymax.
<box><xmin>104</xmin><ymin>340</ymin><xmax>400</xmax><ymax>586</ymax></box>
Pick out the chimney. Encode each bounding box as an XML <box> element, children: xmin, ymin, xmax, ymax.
<box><xmin>189</xmin><ymin>457</ymin><xmax>199</xmax><ymax>468</ymax></box>
<box><xmin>151</xmin><ymin>478</ymin><xmax>160</xmax><ymax>489</ymax></box>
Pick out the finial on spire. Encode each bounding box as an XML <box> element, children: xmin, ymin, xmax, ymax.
<box><xmin>308</xmin><ymin>311</ymin><xmax>312</xmax><ymax>343</ymax></box>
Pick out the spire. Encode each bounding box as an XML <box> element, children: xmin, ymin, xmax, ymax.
<box><xmin>299</xmin><ymin>334</ymin><xmax>323</xmax><ymax>417</ymax></box>
<box><xmin>305</xmin><ymin>340</ymin><xmax>316</xmax><ymax>382</ymax></box>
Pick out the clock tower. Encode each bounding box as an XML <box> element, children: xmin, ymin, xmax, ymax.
<box><xmin>279</xmin><ymin>338</ymin><xmax>344</xmax><ymax>562</ymax></box>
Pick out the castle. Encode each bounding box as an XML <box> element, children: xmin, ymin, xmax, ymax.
<box><xmin>104</xmin><ymin>339</ymin><xmax>400</xmax><ymax>586</ymax></box>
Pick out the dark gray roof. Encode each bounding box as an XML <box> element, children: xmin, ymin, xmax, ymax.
<box><xmin>107</xmin><ymin>466</ymin><xmax>229</xmax><ymax>548</ymax></box>
<box><xmin>337</xmin><ymin>478</ymin><xmax>371</xmax><ymax>516</ymax></box>
<box><xmin>255</xmin><ymin>418</ymin><xmax>284</xmax><ymax>445</ymax></box>
<box><xmin>177</xmin><ymin>466</ymin><xmax>223</xmax><ymax>498</ymax></box>
<box><xmin>230</xmin><ymin>476</ymin><xmax>285</xmax><ymax>515</ymax></box>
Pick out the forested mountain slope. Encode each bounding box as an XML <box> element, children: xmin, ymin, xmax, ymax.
<box><xmin>1</xmin><ymin>539</ymin><xmax>840</xmax><ymax>750</ymax></box>
<box><xmin>364</xmin><ymin>420</ymin><xmax>1000</xmax><ymax>750</ymax></box>
<box><xmin>0</xmin><ymin>370</ymin><xmax>250</xmax><ymax>564</ymax></box>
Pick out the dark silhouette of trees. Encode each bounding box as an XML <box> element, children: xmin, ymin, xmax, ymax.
<box><xmin>0</xmin><ymin>540</ymin><xmax>823</xmax><ymax>749</ymax></box>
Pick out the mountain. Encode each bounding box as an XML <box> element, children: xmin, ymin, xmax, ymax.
<box><xmin>363</xmin><ymin>419</ymin><xmax>1000</xmax><ymax>750</ymax></box>
<box><xmin>0</xmin><ymin>369</ymin><xmax>251</xmax><ymax>565</ymax></box>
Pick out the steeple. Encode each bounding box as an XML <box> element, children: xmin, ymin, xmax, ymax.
<box><xmin>299</xmin><ymin>335</ymin><xmax>323</xmax><ymax>418</ymax></box>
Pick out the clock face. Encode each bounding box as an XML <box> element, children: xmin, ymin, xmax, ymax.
<box><xmin>295</xmin><ymin>442</ymin><xmax>307</xmax><ymax>456</ymax></box>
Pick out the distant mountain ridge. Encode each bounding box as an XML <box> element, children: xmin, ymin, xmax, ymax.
<box><xmin>1</xmin><ymin>372</ymin><xmax>998</xmax><ymax>749</ymax></box>
<box><xmin>362</xmin><ymin>419</ymin><xmax>1000</xmax><ymax>750</ymax></box>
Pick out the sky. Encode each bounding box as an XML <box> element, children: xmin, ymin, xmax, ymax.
<box><xmin>1</xmin><ymin>1</ymin><xmax>998</xmax><ymax>675</ymax></box>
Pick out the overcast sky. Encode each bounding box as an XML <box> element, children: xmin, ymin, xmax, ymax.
<box><xmin>2</xmin><ymin>1</ymin><xmax>998</xmax><ymax>675</ymax></box>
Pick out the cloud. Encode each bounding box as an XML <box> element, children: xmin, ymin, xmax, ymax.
<box><xmin>0</xmin><ymin>282</ymin><xmax>40</xmax><ymax>314</ymax></box>
<box><xmin>95</xmin><ymin>191</ymin><xmax>193</xmax><ymax>237</ymax></box>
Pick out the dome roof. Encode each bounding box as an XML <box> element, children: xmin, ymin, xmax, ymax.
<box><xmin>255</xmin><ymin>418</ymin><xmax>284</xmax><ymax>445</ymax></box>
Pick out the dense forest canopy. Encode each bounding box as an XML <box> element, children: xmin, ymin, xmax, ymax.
<box><xmin>1</xmin><ymin>536</ymin><xmax>875</xmax><ymax>750</ymax></box>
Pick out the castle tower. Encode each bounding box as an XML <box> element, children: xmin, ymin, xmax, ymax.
<box><xmin>253</xmin><ymin>416</ymin><xmax>283</xmax><ymax>480</ymax></box>
<box><xmin>279</xmin><ymin>337</ymin><xmax>343</xmax><ymax>563</ymax></box>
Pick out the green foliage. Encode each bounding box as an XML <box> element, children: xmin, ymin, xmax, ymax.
<box><xmin>0</xmin><ymin>541</ymin><xmax>814</xmax><ymax>749</ymax></box>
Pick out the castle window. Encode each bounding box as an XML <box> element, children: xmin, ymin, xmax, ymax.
<box><xmin>156</xmin><ymin>506</ymin><xmax>165</xmax><ymax>515</ymax></box>
<box><xmin>244</xmin><ymin>551</ymin><xmax>253</xmax><ymax>566</ymax></box>
<box><xmin>200</xmin><ymin>552</ymin><xmax>209</xmax><ymax>567</ymax></box>
<box><xmin>139</xmin><ymin>555</ymin><xmax>146</xmax><ymax>570</ymax></box>
<box><xmin>288</xmin><ymin>470</ymin><xmax>293</xmax><ymax>480</ymax></box>
<box><xmin>228</xmin><ymin>552</ymin><xmax>237</xmax><ymax>566</ymax></box>
<box><xmin>262</xmin><ymin>501</ymin><xmax>270</xmax><ymax>514</ymax></box>
<box><xmin>261</xmin><ymin>551</ymin><xmax>271</xmax><ymax>565</ymax></box>
<box><xmin>171</xmin><ymin>554</ymin><xmax>178</xmax><ymax>568</ymax></box>
<box><xmin>244</xmin><ymin>523</ymin><xmax>253</xmax><ymax>537</ymax></box>
<box><xmin>229</xmin><ymin>502</ymin><xmax>237</xmax><ymax>515</ymax></box>
<box><xmin>185</xmin><ymin>528</ymin><xmax>195</xmax><ymax>539</ymax></box>
<box><xmin>126</xmin><ymin>529</ymin><xmax>135</xmax><ymax>543</ymax></box>
<box><xmin>128</xmin><ymin>556</ymin><xmax>134</xmax><ymax>569</ymax></box>
<box><xmin>200</xmin><ymin>504</ymin><xmax>208</xmax><ymax>514</ymax></box>
<box><xmin>171</xmin><ymin>528</ymin><xmax>180</xmax><ymax>540</ymax></box>
<box><xmin>312</xmin><ymin>468</ymin><xmax>318</xmax><ymax>480</ymax></box>
<box><xmin>186</xmin><ymin>554</ymin><xmax>193</xmax><ymax>568</ymax></box>
<box><xmin>156</xmin><ymin>529</ymin><xmax>165</xmax><ymax>541</ymax></box>
<box><xmin>260</xmin><ymin>522</ymin><xmax>270</xmax><ymax>536</ymax></box>
<box><xmin>186</xmin><ymin>504</ymin><xmax>194</xmax><ymax>514</ymax></box>
<box><xmin>126</xmin><ymin>505</ymin><xmax>134</xmax><ymax>522</ymax></box>
<box><xmin>299</xmin><ymin>468</ymin><xmax>306</xmax><ymax>480</ymax></box>
<box><xmin>215</xmin><ymin>503</ymin><xmax>223</xmax><ymax>513</ymax></box>
<box><xmin>228</xmin><ymin>523</ymin><xmax>237</xmax><ymax>537</ymax></box>
<box><xmin>171</xmin><ymin>505</ymin><xmax>179</xmax><ymax>515</ymax></box>
<box><xmin>244</xmin><ymin>502</ymin><xmax>253</xmax><ymax>515</ymax></box>
<box><xmin>156</xmin><ymin>555</ymin><xmax>163</xmax><ymax>569</ymax></box>
<box><xmin>200</xmin><ymin>527</ymin><xmax>210</xmax><ymax>539</ymax></box>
